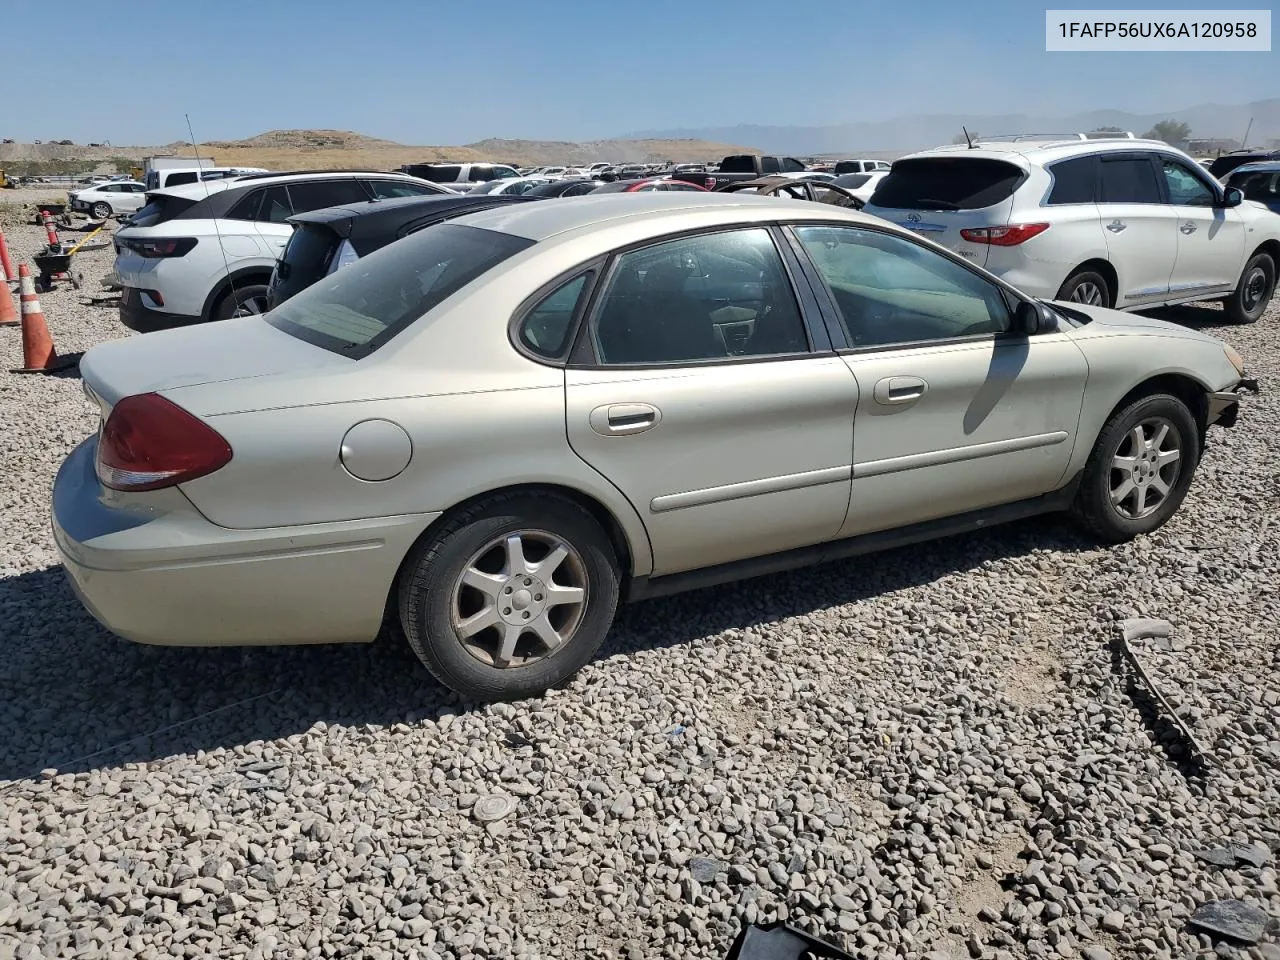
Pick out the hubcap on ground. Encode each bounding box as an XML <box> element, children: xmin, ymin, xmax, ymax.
<box><xmin>1070</xmin><ymin>281</ymin><xmax>1104</xmax><ymax>306</ymax></box>
<box><xmin>1109</xmin><ymin>417</ymin><xmax>1182</xmax><ymax>520</ymax></box>
<box><xmin>451</xmin><ymin>530</ymin><xmax>588</xmax><ymax>668</ymax></box>
<box><xmin>1242</xmin><ymin>267</ymin><xmax>1268</xmax><ymax>312</ymax></box>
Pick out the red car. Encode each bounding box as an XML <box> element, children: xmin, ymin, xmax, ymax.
<box><xmin>590</xmin><ymin>177</ymin><xmax>708</xmax><ymax>194</ymax></box>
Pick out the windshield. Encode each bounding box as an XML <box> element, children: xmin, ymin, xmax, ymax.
<box><xmin>266</xmin><ymin>223</ymin><xmax>534</xmax><ymax>357</ymax></box>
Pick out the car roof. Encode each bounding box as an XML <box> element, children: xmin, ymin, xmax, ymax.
<box><xmin>1229</xmin><ymin>160</ymin><xmax>1280</xmax><ymax>174</ymax></box>
<box><xmin>450</xmin><ymin>191</ymin><xmax>877</xmax><ymax>242</ymax></box>
<box><xmin>150</xmin><ymin>170</ymin><xmax>420</xmax><ymax>201</ymax></box>
<box><xmin>287</xmin><ymin>193</ymin><xmax>535</xmax><ymax>236</ymax></box>
<box><xmin>897</xmin><ymin>137</ymin><xmax>1178</xmax><ymax>167</ymax></box>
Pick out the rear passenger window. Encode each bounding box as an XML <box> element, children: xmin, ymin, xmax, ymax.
<box><xmin>1099</xmin><ymin>156</ymin><xmax>1161</xmax><ymax>204</ymax></box>
<box><xmin>519</xmin><ymin>274</ymin><xmax>591</xmax><ymax>359</ymax></box>
<box><xmin>255</xmin><ymin>186</ymin><xmax>293</xmax><ymax>223</ymax></box>
<box><xmin>226</xmin><ymin>189</ymin><xmax>264</xmax><ymax>221</ymax></box>
<box><xmin>1046</xmin><ymin>156</ymin><xmax>1097</xmax><ymax>205</ymax></box>
<box><xmin>286</xmin><ymin>180</ymin><xmax>370</xmax><ymax>215</ymax></box>
<box><xmin>367</xmin><ymin>180</ymin><xmax>440</xmax><ymax>198</ymax></box>
<box><xmin>592</xmin><ymin>229</ymin><xmax>809</xmax><ymax>365</ymax></box>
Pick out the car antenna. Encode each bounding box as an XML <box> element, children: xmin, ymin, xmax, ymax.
<box><xmin>962</xmin><ymin>126</ymin><xmax>976</xmax><ymax>149</ymax></box>
<box><xmin>185</xmin><ymin>113</ymin><xmax>240</xmax><ymax>317</ymax></box>
<box><xmin>1239</xmin><ymin>117</ymin><xmax>1253</xmax><ymax>150</ymax></box>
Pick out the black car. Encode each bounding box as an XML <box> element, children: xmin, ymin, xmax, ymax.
<box><xmin>522</xmin><ymin>178</ymin><xmax>601</xmax><ymax>198</ymax></box>
<box><xmin>265</xmin><ymin>193</ymin><xmax>540</xmax><ymax>309</ymax></box>
<box><xmin>1207</xmin><ymin>149</ymin><xmax>1280</xmax><ymax>180</ymax></box>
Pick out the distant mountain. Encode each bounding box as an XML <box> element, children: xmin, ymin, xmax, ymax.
<box><xmin>625</xmin><ymin>99</ymin><xmax>1280</xmax><ymax>156</ymax></box>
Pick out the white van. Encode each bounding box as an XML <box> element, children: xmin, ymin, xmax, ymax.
<box><xmin>143</xmin><ymin>167</ymin><xmax>269</xmax><ymax>191</ymax></box>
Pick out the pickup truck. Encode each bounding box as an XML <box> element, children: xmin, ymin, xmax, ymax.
<box><xmin>670</xmin><ymin>154</ymin><xmax>809</xmax><ymax>190</ymax></box>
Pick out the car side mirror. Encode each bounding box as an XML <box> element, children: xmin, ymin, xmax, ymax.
<box><xmin>1219</xmin><ymin>186</ymin><xmax>1245</xmax><ymax>208</ymax></box>
<box><xmin>1013</xmin><ymin>300</ymin><xmax>1042</xmax><ymax>335</ymax></box>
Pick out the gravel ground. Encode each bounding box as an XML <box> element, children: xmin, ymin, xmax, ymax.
<box><xmin>1</xmin><ymin>213</ymin><xmax>1278</xmax><ymax>960</ymax></box>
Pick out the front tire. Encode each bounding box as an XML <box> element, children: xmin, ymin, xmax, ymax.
<box><xmin>1071</xmin><ymin>394</ymin><xmax>1200</xmax><ymax>543</ymax></box>
<box><xmin>90</xmin><ymin>201</ymin><xmax>112</xmax><ymax>219</ymax></box>
<box><xmin>1056</xmin><ymin>269</ymin><xmax>1111</xmax><ymax>308</ymax></box>
<box><xmin>1221</xmin><ymin>252</ymin><xmax>1275</xmax><ymax>325</ymax></box>
<box><xmin>398</xmin><ymin>493</ymin><xmax>621</xmax><ymax>701</ymax></box>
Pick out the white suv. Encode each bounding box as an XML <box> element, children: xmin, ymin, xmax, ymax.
<box><xmin>863</xmin><ymin>133</ymin><xmax>1280</xmax><ymax>324</ymax></box>
<box><xmin>114</xmin><ymin>171</ymin><xmax>449</xmax><ymax>331</ymax></box>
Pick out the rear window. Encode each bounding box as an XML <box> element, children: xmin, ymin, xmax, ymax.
<box><xmin>265</xmin><ymin>223</ymin><xmax>534</xmax><ymax>358</ymax></box>
<box><xmin>412</xmin><ymin>165</ymin><xmax>462</xmax><ymax>182</ymax></box>
<box><xmin>719</xmin><ymin>156</ymin><xmax>760</xmax><ymax>173</ymax></box>
<box><xmin>834</xmin><ymin>161</ymin><xmax>865</xmax><ymax>175</ymax></box>
<box><xmin>128</xmin><ymin>195</ymin><xmax>198</xmax><ymax>227</ymax></box>
<box><xmin>271</xmin><ymin>225</ymin><xmax>341</xmax><ymax>306</ymax></box>
<box><xmin>868</xmin><ymin>158</ymin><xmax>1025</xmax><ymax>210</ymax></box>
<box><xmin>164</xmin><ymin>171</ymin><xmax>199</xmax><ymax>187</ymax></box>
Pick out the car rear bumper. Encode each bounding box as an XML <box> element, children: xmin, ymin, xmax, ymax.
<box><xmin>119</xmin><ymin>286</ymin><xmax>200</xmax><ymax>332</ymax></box>
<box><xmin>52</xmin><ymin>436</ymin><xmax>440</xmax><ymax>647</ymax></box>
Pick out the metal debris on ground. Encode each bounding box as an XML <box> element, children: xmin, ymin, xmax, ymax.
<box><xmin>472</xmin><ymin>793</ymin><xmax>517</xmax><ymax>822</ymax></box>
<box><xmin>1117</xmin><ymin>618</ymin><xmax>1212</xmax><ymax>764</ymax></box>
<box><xmin>724</xmin><ymin>922</ymin><xmax>855</xmax><ymax>960</ymax></box>
<box><xmin>1187</xmin><ymin>899</ymin><xmax>1270</xmax><ymax>944</ymax></box>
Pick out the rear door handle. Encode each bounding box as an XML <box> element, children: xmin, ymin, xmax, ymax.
<box><xmin>1180</xmin><ymin>222</ymin><xmax>1197</xmax><ymax>234</ymax></box>
<box><xmin>1106</xmin><ymin>220</ymin><xmax>1127</xmax><ymax>233</ymax></box>
<box><xmin>873</xmin><ymin>376</ymin><xmax>928</xmax><ymax>405</ymax></box>
<box><xmin>589</xmin><ymin>402</ymin><xmax>662</xmax><ymax>436</ymax></box>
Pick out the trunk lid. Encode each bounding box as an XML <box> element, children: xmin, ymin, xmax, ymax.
<box><xmin>79</xmin><ymin>316</ymin><xmax>350</xmax><ymax>410</ymax></box>
<box><xmin>862</xmin><ymin>156</ymin><xmax>1026</xmax><ymax>267</ymax></box>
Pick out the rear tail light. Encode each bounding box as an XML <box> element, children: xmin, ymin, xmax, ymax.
<box><xmin>960</xmin><ymin>223</ymin><xmax>1050</xmax><ymax>246</ymax></box>
<box><xmin>97</xmin><ymin>393</ymin><xmax>232</xmax><ymax>491</ymax></box>
<box><xmin>123</xmin><ymin>237</ymin><xmax>198</xmax><ymax>258</ymax></box>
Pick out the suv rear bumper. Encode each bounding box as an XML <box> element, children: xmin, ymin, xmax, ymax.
<box><xmin>119</xmin><ymin>287</ymin><xmax>199</xmax><ymax>333</ymax></box>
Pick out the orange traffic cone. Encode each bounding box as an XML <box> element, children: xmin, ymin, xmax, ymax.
<box><xmin>11</xmin><ymin>264</ymin><xmax>78</xmax><ymax>374</ymax></box>
<box><xmin>0</xmin><ymin>227</ymin><xmax>16</xmax><ymax>283</ymax></box>
<box><xmin>0</xmin><ymin>283</ymin><xmax>17</xmax><ymax>328</ymax></box>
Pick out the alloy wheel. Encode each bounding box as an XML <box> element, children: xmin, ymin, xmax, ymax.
<box><xmin>232</xmin><ymin>294</ymin><xmax>269</xmax><ymax>317</ymax></box>
<box><xmin>451</xmin><ymin>530</ymin><xmax>588</xmax><ymax>668</ymax></box>
<box><xmin>1070</xmin><ymin>281</ymin><xmax>1105</xmax><ymax>306</ymax></box>
<box><xmin>1109</xmin><ymin>417</ymin><xmax>1182</xmax><ymax>519</ymax></box>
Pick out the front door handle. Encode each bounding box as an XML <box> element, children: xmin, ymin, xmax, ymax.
<box><xmin>873</xmin><ymin>376</ymin><xmax>928</xmax><ymax>405</ymax></box>
<box><xmin>1106</xmin><ymin>220</ymin><xmax>1127</xmax><ymax>233</ymax></box>
<box><xmin>1180</xmin><ymin>222</ymin><xmax>1197</xmax><ymax>234</ymax></box>
<box><xmin>589</xmin><ymin>402</ymin><xmax>662</xmax><ymax>436</ymax></box>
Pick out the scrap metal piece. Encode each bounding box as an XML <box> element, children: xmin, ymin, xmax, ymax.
<box><xmin>1117</xmin><ymin>618</ymin><xmax>1212</xmax><ymax>765</ymax></box>
<box><xmin>472</xmin><ymin>794</ymin><xmax>517</xmax><ymax>823</ymax></box>
<box><xmin>1188</xmin><ymin>899</ymin><xmax>1269</xmax><ymax>944</ymax></box>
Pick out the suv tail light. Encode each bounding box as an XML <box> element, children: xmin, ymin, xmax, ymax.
<box><xmin>121</xmin><ymin>237</ymin><xmax>198</xmax><ymax>258</ymax></box>
<box><xmin>97</xmin><ymin>393</ymin><xmax>232</xmax><ymax>491</ymax></box>
<box><xmin>960</xmin><ymin>223</ymin><xmax>1050</xmax><ymax>246</ymax></box>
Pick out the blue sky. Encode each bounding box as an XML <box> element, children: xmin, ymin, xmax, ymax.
<box><xmin>6</xmin><ymin>0</ymin><xmax>1275</xmax><ymax>145</ymax></box>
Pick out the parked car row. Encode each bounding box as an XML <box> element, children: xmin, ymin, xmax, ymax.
<box><xmin>63</xmin><ymin>190</ymin><xmax>1257</xmax><ymax>702</ymax></box>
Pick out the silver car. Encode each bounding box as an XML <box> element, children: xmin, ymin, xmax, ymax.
<box><xmin>53</xmin><ymin>194</ymin><xmax>1254</xmax><ymax>701</ymax></box>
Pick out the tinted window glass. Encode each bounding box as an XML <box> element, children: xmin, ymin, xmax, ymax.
<box><xmin>833</xmin><ymin>173</ymin><xmax>871</xmax><ymax>189</ymax></box>
<box><xmin>367</xmin><ymin>180</ymin><xmax>441</xmax><ymax>198</ymax></box>
<box><xmin>413</xmin><ymin>165</ymin><xmax>461</xmax><ymax>182</ymax></box>
<box><xmin>794</xmin><ymin>225</ymin><xmax>1011</xmax><ymax>347</ymax></box>
<box><xmin>286</xmin><ymin>180</ymin><xmax>370</xmax><ymax>215</ymax></box>
<box><xmin>1160</xmin><ymin>159</ymin><xmax>1216</xmax><ymax>205</ymax></box>
<box><xmin>266</xmin><ymin>224</ymin><xmax>533</xmax><ymax>357</ymax></box>
<box><xmin>165</xmin><ymin>171</ymin><xmax>199</xmax><ymax>187</ymax></box>
<box><xmin>1228</xmin><ymin>169</ymin><xmax>1280</xmax><ymax>202</ymax></box>
<box><xmin>519</xmin><ymin>274</ymin><xmax>590</xmax><ymax>359</ymax></box>
<box><xmin>780</xmin><ymin>158</ymin><xmax>805</xmax><ymax>172</ymax></box>
<box><xmin>869</xmin><ymin>158</ymin><xmax>1024</xmax><ymax>210</ymax></box>
<box><xmin>255</xmin><ymin>186</ymin><xmax>294</xmax><ymax>223</ymax></box>
<box><xmin>226</xmin><ymin>189</ymin><xmax>264</xmax><ymax>221</ymax></box>
<box><xmin>718</xmin><ymin>156</ymin><xmax>758</xmax><ymax>173</ymax></box>
<box><xmin>593</xmin><ymin>228</ymin><xmax>808</xmax><ymax>364</ymax></box>
<box><xmin>469</xmin><ymin>166</ymin><xmax>494</xmax><ymax>182</ymax></box>
<box><xmin>130</xmin><ymin>194</ymin><xmax>197</xmax><ymax>227</ymax></box>
<box><xmin>271</xmin><ymin>225</ymin><xmax>340</xmax><ymax>306</ymax></box>
<box><xmin>834</xmin><ymin>161</ymin><xmax>865</xmax><ymax>175</ymax></box>
<box><xmin>761</xmin><ymin>157</ymin><xmax>781</xmax><ymax>174</ymax></box>
<box><xmin>1046</xmin><ymin>156</ymin><xmax>1097</xmax><ymax>204</ymax></box>
<box><xmin>1099</xmin><ymin>156</ymin><xmax>1161</xmax><ymax>204</ymax></box>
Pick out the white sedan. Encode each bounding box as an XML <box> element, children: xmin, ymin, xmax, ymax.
<box><xmin>68</xmin><ymin>180</ymin><xmax>148</xmax><ymax>219</ymax></box>
<box><xmin>831</xmin><ymin>171</ymin><xmax>888</xmax><ymax>203</ymax></box>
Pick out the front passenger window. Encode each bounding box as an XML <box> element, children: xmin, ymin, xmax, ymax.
<box><xmin>793</xmin><ymin>225</ymin><xmax>1012</xmax><ymax>347</ymax></box>
<box><xmin>592</xmin><ymin>229</ymin><xmax>809</xmax><ymax>364</ymax></box>
<box><xmin>1161</xmin><ymin>160</ymin><xmax>1216</xmax><ymax>206</ymax></box>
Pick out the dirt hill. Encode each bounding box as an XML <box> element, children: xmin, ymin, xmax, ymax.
<box><xmin>0</xmin><ymin>128</ymin><xmax>759</xmax><ymax>175</ymax></box>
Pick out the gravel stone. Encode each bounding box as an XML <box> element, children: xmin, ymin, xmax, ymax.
<box><xmin>0</xmin><ymin>221</ymin><xmax>1277</xmax><ymax>959</ymax></box>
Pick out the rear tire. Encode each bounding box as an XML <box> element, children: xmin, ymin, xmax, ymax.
<box><xmin>1221</xmin><ymin>252</ymin><xmax>1274</xmax><ymax>325</ymax></box>
<box><xmin>90</xmin><ymin>201</ymin><xmax>111</xmax><ymax>219</ymax></box>
<box><xmin>398</xmin><ymin>493</ymin><xmax>621</xmax><ymax>701</ymax></box>
<box><xmin>1056</xmin><ymin>269</ymin><xmax>1111</xmax><ymax>308</ymax></box>
<box><xmin>1071</xmin><ymin>394</ymin><xmax>1200</xmax><ymax>543</ymax></box>
<box><xmin>213</xmin><ymin>283</ymin><xmax>270</xmax><ymax>321</ymax></box>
